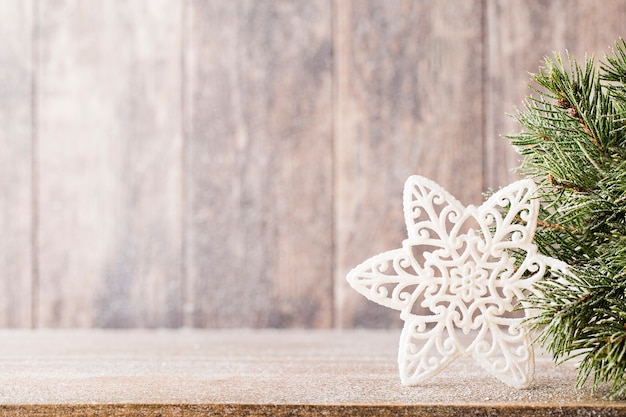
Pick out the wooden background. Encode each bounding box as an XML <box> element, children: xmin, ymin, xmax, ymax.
<box><xmin>0</xmin><ymin>0</ymin><xmax>624</xmax><ymax>329</ymax></box>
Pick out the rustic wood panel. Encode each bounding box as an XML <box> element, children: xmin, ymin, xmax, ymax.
<box><xmin>0</xmin><ymin>1</ymin><xmax>32</xmax><ymax>327</ymax></box>
<box><xmin>35</xmin><ymin>0</ymin><xmax>183</xmax><ymax>327</ymax></box>
<box><xmin>485</xmin><ymin>0</ymin><xmax>626</xmax><ymax>189</ymax></box>
<box><xmin>185</xmin><ymin>1</ymin><xmax>333</xmax><ymax>327</ymax></box>
<box><xmin>2</xmin><ymin>0</ymin><xmax>624</xmax><ymax>329</ymax></box>
<box><xmin>0</xmin><ymin>329</ymin><xmax>623</xmax><ymax>416</ymax></box>
<box><xmin>334</xmin><ymin>0</ymin><xmax>485</xmax><ymax>328</ymax></box>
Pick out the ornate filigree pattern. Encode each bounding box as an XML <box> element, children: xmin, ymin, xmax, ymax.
<box><xmin>347</xmin><ymin>175</ymin><xmax>569</xmax><ymax>389</ymax></box>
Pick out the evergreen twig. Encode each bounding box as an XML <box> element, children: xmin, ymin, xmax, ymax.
<box><xmin>508</xmin><ymin>39</ymin><xmax>626</xmax><ymax>399</ymax></box>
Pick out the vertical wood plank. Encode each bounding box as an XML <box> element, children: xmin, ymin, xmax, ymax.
<box><xmin>485</xmin><ymin>0</ymin><xmax>626</xmax><ymax>189</ymax></box>
<box><xmin>0</xmin><ymin>0</ymin><xmax>32</xmax><ymax>327</ymax></box>
<box><xmin>185</xmin><ymin>0</ymin><xmax>333</xmax><ymax>328</ymax></box>
<box><xmin>334</xmin><ymin>0</ymin><xmax>485</xmax><ymax>328</ymax></box>
<box><xmin>36</xmin><ymin>0</ymin><xmax>183</xmax><ymax>327</ymax></box>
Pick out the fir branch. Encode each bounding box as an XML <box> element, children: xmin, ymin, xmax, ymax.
<box><xmin>508</xmin><ymin>40</ymin><xmax>626</xmax><ymax>398</ymax></box>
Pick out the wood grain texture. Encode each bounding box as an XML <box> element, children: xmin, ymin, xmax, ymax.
<box><xmin>0</xmin><ymin>0</ymin><xmax>33</xmax><ymax>327</ymax></box>
<box><xmin>0</xmin><ymin>329</ymin><xmax>624</xmax><ymax>416</ymax></box>
<box><xmin>3</xmin><ymin>1</ymin><xmax>626</xmax><ymax>329</ymax></box>
<box><xmin>184</xmin><ymin>1</ymin><xmax>333</xmax><ymax>328</ymax></box>
<box><xmin>485</xmin><ymin>0</ymin><xmax>626</xmax><ymax>189</ymax></box>
<box><xmin>35</xmin><ymin>0</ymin><xmax>183</xmax><ymax>327</ymax></box>
<box><xmin>3</xmin><ymin>405</ymin><xmax>626</xmax><ymax>417</ymax></box>
<box><xmin>7</xmin><ymin>405</ymin><xmax>626</xmax><ymax>417</ymax></box>
<box><xmin>334</xmin><ymin>0</ymin><xmax>485</xmax><ymax>328</ymax></box>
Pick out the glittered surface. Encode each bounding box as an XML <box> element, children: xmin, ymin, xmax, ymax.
<box><xmin>0</xmin><ymin>329</ymin><xmax>623</xmax><ymax>416</ymax></box>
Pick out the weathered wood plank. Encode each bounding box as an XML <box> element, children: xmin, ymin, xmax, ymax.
<box><xmin>13</xmin><ymin>0</ymin><xmax>625</xmax><ymax>330</ymax></box>
<box><xmin>185</xmin><ymin>1</ymin><xmax>333</xmax><ymax>327</ymax></box>
<box><xmin>485</xmin><ymin>0</ymin><xmax>626</xmax><ymax>189</ymax></box>
<box><xmin>36</xmin><ymin>0</ymin><xmax>183</xmax><ymax>327</ymax></box>
<box><xmin>0</xmin><ymin>329</ymin><xmax>623</xmax><ymax>416</ymax></box>
<box><xmin>0</xmin><ymin>0</ymin><xmax>33</xmax><ymax>327</ymax></box>
<box><xmin>334</xmin><ymin>1</ymin><xmax>485</xmax><ymax>328</ymax></box>
<box><xmin>3</xmin><ymin>404</ymin><xmax>626</xmax><ymax>417</ymax></box>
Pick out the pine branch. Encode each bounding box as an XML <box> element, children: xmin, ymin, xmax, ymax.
<box><xmin>508</xmin><ymin>39</ymin><xmax>626</xmax><ymax>399</ymax></box>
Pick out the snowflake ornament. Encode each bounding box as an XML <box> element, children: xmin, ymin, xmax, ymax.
<box><xmin>347</xmin><ymin>175</ymin><xmax>569</xmax><ymax>389</ymax></box>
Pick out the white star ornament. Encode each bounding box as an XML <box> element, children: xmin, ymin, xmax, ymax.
<box><xmin>346</xmin><ymin>175</ymin><xmax>568</xmax><ymax>389</ymax></box>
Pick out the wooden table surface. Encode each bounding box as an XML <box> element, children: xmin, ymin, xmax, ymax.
<box><xmin>0</xmin><ymin>329</ymin><xmax>624</xmax><ymax>416</ymax></box>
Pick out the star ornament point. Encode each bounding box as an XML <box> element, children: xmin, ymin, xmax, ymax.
<box><xmin>346</xmin><ymin>175</ymin><xmax>569</xmax><ymax>389</ymax></box>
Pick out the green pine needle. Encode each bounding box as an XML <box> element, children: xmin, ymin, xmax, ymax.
<box><xmin>508</xmin><ymin>39</ymin><xmax>626</xmax><ymax>399</ymax></box>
